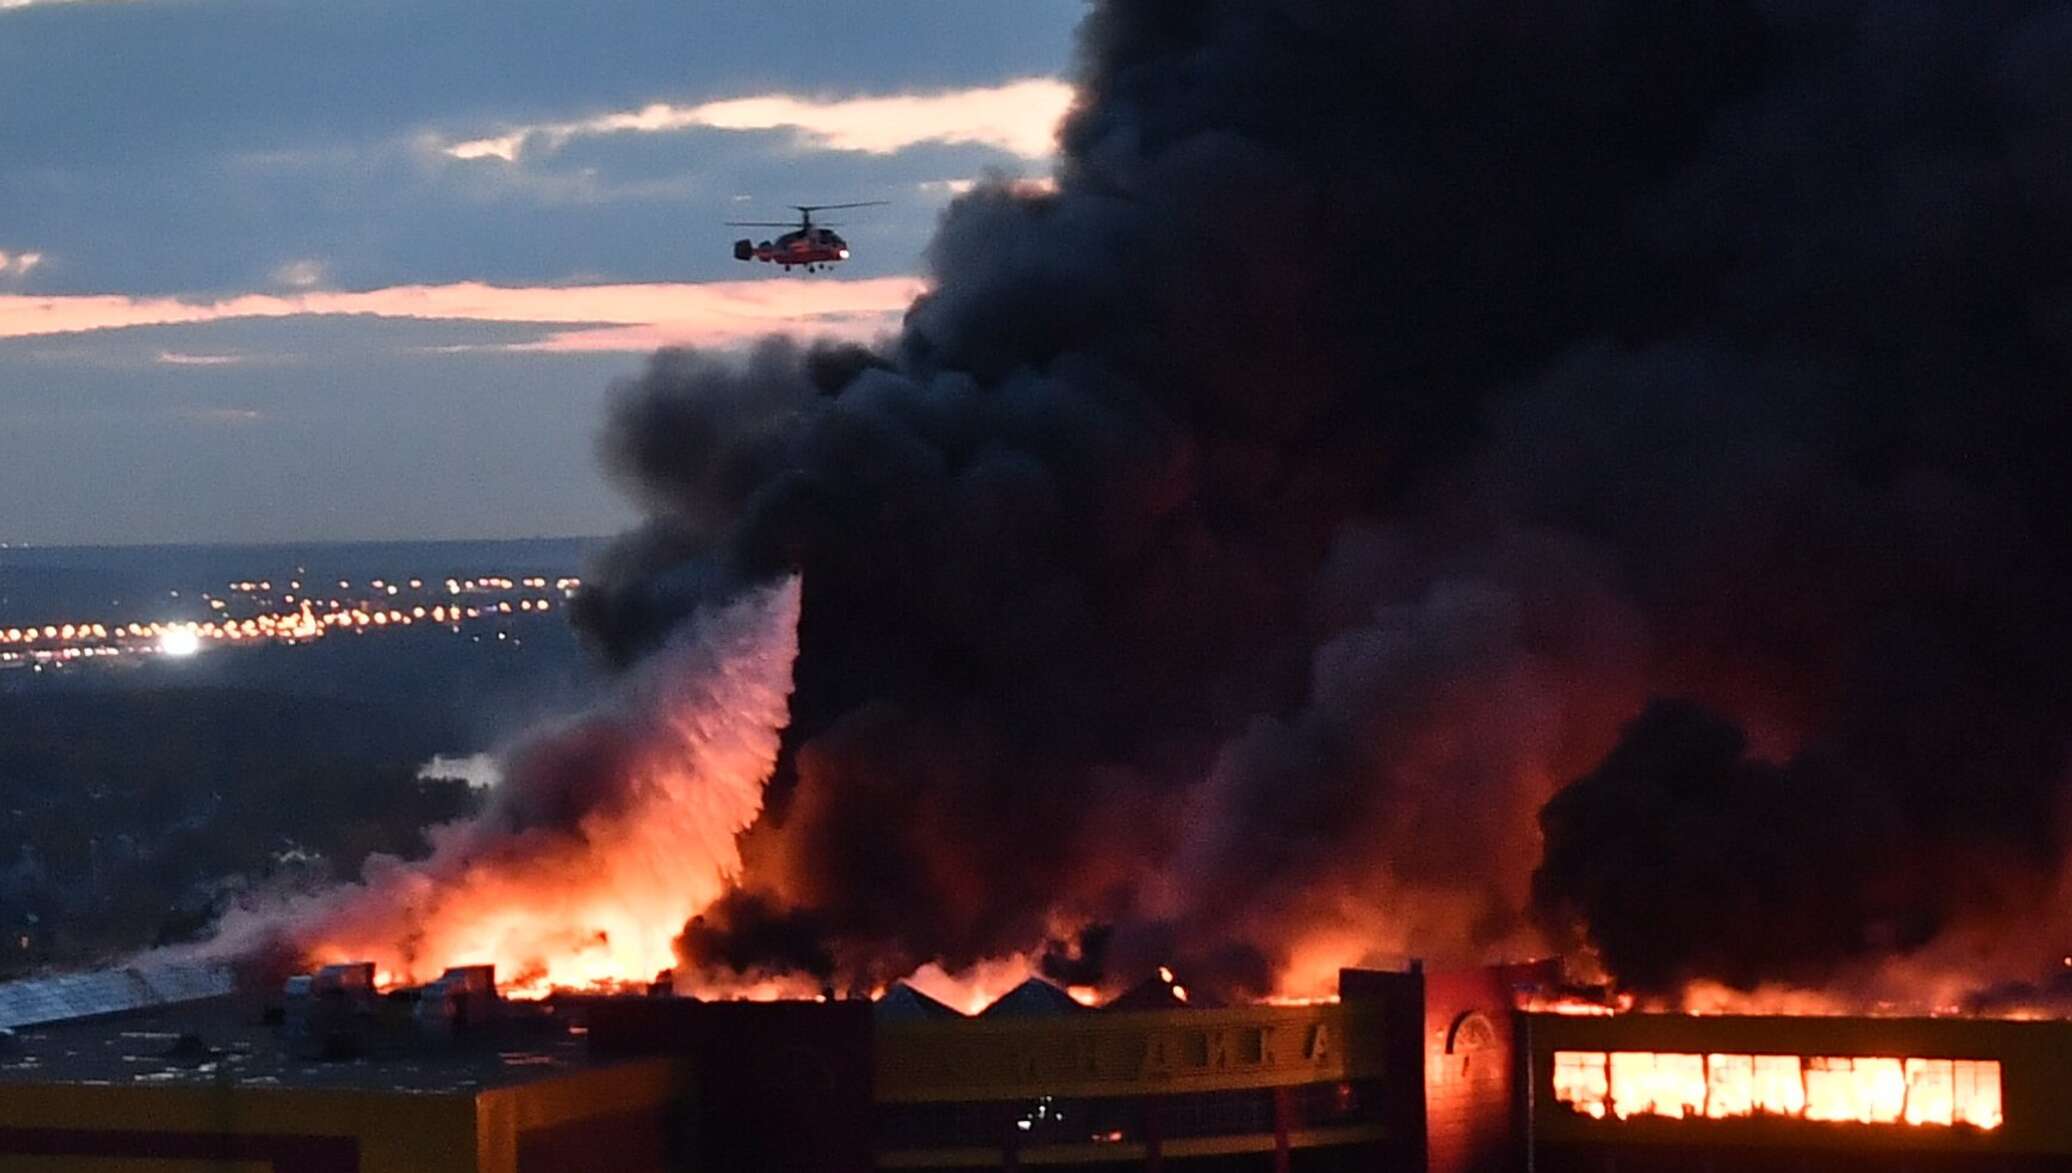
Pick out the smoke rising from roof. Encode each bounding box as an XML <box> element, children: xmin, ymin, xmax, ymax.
<box><xmin>196</xmin><ymin>578</ymin><xmax>801</xmax><ymax>992</ymax></box>
<box><xmin>579</xmin><ymin>0</ymin><xmax>2072</xmax><ymax>999</ymax></box>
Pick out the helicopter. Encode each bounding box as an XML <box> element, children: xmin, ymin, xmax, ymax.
<box><xmin>729</xmin><ymin>202</ymin><xmax>887</xmax><ymax>273</ymax></box>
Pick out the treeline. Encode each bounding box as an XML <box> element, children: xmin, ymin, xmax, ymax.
<box><xmin>0</xmin><ymin>688</ymin><xmax>481</xmax><ymax>978</ymax></box>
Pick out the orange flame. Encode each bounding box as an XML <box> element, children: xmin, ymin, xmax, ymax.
<box><xmin>1517</xmin><ymin>991</ymin><xmax>1632</xmax><ymax>1016</ymax></box>
<box><xmin>1553</xmin><ymin>1050</ymin><xmax>2002</xmax><ymax>1130</ymax></box>
<box><xmin>901</xmin><ymin>956</ymin><xmax>1043</xmax><ymax>1016</ymax></box>
<box><xmin>209</xmin><ymin>579</ymin><xmax>802</xmax><ymax>998</ymax></box>
<box><xmin>1672</xmin><ymin>980</ymin><xmax>1854</xmax><ymax>1017</ymax></box>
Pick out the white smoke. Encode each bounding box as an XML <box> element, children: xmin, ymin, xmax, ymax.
<box><xmin>416</xmin><ymin>752</ymin><xmax>502</xmax><ymax>790</ymax></box>
<box><xmin>192</xmin><ymin>576</ymin><xmax>802</xmax><ymax>991</ymax></box>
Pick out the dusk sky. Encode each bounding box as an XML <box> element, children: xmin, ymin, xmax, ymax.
<box><xmin>0</xmin><ymin>0</ymin><xmax>1082</xmax><ymax>545</ymax></box>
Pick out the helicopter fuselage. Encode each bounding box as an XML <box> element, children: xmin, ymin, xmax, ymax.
<box><xmin>731</xmin><ymin>203</ymin><xmax>882</xmax><ymax>271</ymax></box>
<box><xmin>738</xmin><ymin>228</ymin><xmax>850</xmax><ymax>268</ymax></box>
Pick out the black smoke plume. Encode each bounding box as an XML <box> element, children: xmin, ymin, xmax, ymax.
<box><xmin>578</xmin><ymin>0</ymin><xmax>2072</xmax><ymax>997</ymax></box>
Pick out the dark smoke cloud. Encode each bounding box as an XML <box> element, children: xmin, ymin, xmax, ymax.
<box><xmin>1536</xmin><ymin>701</ymin><xmax>1918</xmax><ymax>993</ymax></box>
<box><xmin>578</xmin><ymin>0</ymin><xmax>2072</xmax><ymax>997</ymax></box>
<box><xmin>681</xmin><ymin>888</ymin><xmax>834</xmax><ymax>984</ymax></box>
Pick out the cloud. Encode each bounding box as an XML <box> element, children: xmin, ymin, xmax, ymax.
<box><xmin>0</xmin><ymin>251</ymin><xmax>44</xmax><ymax>278</ymax></box>
<box><xmin>443</xmin><ymin>77</ymin><xmax>1073</xmax><ymax>163</ymax></box>
<box><xmin>917</xmin><ymin>176</ymin><xmax>1057</xmax><ymax>199</ymax></box>
<box><xmin>271</xmin><ymin>259</ymin><xmax>326</xmax><ymax>288</ymax></box>
<box><xmin>0</xmin><ymin>276</ymin><xmax>928</xmax><ymax>352</ymax></box>
<box><xmin>2</xmin><ymin>0</ymin><xmax>161</xmax><ymax>10</ymax></box>
<box><xmin>501</xmin><ymin>311</ymin><xmax>896</xmax><ymax>354</ymax></box>
<box><xmin>155</xmin><ymin>350</ymin><xmax>247</xmax><ymax>366</ymax></box>
<box><xmin>175</xmin><ymin>406</ymin><xmax>264</xmax><ymax>425</ymax></box>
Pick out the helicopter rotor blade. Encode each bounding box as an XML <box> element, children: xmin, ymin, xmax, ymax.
<box><xmin>793</xmin><ymin>201</ymin><xmax>890</xmax><ymax>213</ymax></box>
<box><xmin>723</xmin><ymin>222</ymin><xmax>801</xmax><ymax>227</ymax></box>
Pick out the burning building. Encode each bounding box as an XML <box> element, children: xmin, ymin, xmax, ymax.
<box><xmin>0</xmin><ymin>961</ymin><xmax>1428</xmax><ymax>1172</ymax></box>
<box><xmin>21</xmin><ymin>0</ymin><xmax>2072</xmax><ymax>1166</ymax></box>
<box><xmin>12</xmin><ymin>958</ymin><xmax>2072</xmax><ymax>1171</ymax></box>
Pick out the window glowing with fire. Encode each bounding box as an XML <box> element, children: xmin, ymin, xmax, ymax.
<box><xmin>1551</xmin><ymin>1051</ymin><xmax>2001</xmax><ymax>1130</ymax></box>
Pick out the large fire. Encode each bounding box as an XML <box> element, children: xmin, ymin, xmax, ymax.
<box><xmin>205</xmin><ymin>578</ymin><xmax>801</xmax><ymax>1000</ymax></box>
<box><xmin>1552</xmin><ymin>1049</ymin><xmax>2002</xmax><ymax>1130</ymax></box>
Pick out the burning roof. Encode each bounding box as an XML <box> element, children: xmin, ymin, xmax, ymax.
<box><xmin>1106</xmin><ymin>966</ymin><xmax>1217</xmax><ymax>1012</ymax></box>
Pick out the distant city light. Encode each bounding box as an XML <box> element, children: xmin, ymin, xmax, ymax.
<box><xmin>159</xmin><ymin>626</ymin><xmax>202</xmax><ymax>657</ymax></box>
<box><xmin>0</xmin><ymin>569</ymin><xmax>580</xmax><ymax>671</ymax></box>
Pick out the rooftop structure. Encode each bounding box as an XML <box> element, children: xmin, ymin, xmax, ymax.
<box><xmin>8</xmin><ymin>957</ymin><xmax>2072</xmax><ymax>1172</ymax></box>
<box><xmin>0</xmin><ymin>960</ymin><xmax>232</xmax><ymax>1031</ymax></box>
<box><xmin>0</xmin><ymin>961</ymin><xmax>1432</xmax><ymax>1172</ymax></box>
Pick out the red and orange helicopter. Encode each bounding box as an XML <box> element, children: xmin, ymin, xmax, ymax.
<box><xmin>730</xmin><ymin>202</ymin><xmax>887</xmax><ymax>273</ymax></box>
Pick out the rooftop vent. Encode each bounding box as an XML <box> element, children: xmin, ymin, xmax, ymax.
<box><xmin>282</xmin><ymin>961</ymin><xmax>379</xmax><ymax>1060</ymax></box>
<box><xmin>413</xmin><ymin>965</ymin><xmax>499</xmax><ymax>1039</ymax></box>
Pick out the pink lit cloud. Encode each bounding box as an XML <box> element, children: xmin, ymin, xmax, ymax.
<box><xmin>0</xmin><ymin>277</ymin><xmax>929</xmax><ymax>353</ymax></box>
<box><xmin>0</xmin><ymin>0</ymin><xmax>142</xmax><ymax>9</ymax></box>
<box><xmin>443</xmin><ymin>77</ymin><xmax>1073</xmax><ymax>163</ymax></box>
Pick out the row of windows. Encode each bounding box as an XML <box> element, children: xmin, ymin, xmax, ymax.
<box><xmin>1551</xmin><ymin>1050</ymin><xmax>2002</xmax><ymax>1129</ymax></box>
